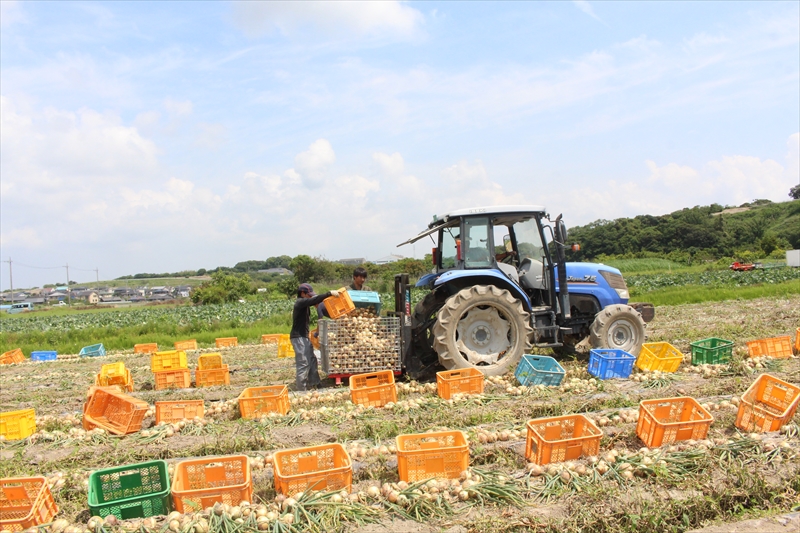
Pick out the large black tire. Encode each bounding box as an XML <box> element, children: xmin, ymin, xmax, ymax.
<box><xmin>432</xmin><ymin>285</ymin><xmax>532</xmax><ymax>376</ymax></box>
<box><xmin>409</xmin><ymin>291</ymin><xmax>448</xmax><ymax>375</ymax></box>
<box><xmin>589</xmin><ymin>304</ymin><xmax>647</xmax><ymax>356</ymax></box>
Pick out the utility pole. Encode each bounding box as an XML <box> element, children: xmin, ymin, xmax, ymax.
<box><xmin>95</xmin><ymin>268</ymin><xmax>99</xmax><ymax>283</ymax></box>
<box><xmin>3</xmin><ymin>257</ymin><xmax>12</xmax><ymax>304</ymax></box>
<box><xmin>65</xmin><ymin>263</ymin><xmax>71</xmax><ymax>306</ymax></box>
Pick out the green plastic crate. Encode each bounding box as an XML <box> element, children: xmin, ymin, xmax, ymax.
<box><xmin>690</xmin><ymin>337</ymin><xmax>733</xmax><ymax>365</ymax></box>
<box><xmin>88</xmin><ymin>460</ymin><xmax>171</xmax><ymax>519</ymax></box>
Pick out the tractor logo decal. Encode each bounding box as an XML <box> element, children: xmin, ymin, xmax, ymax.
<box><xmin>567</xmin><ymin>275</ymin><xmax>597</xmax><ymax>283</ymax></box>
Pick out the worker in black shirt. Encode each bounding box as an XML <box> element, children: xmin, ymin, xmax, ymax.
<box><xmin>291</xmin><ymin>283</ymin><xmax>339</xmax><ymax>391</ymax></box>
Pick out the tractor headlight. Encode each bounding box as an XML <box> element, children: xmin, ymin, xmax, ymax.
<box><xmin>599</xmin><ymin>271</ymin><xmax>630</xmax><ymax>301</ymax></box>
<box><xmin>615</xmin><ymin>289</ymin><xmax>630</xmax><ymax>299</ymax></box>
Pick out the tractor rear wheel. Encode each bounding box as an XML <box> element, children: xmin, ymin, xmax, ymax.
<box><xmin>589</xmin><ymin>304</ymin><xmax>647</xmax><ymax>356</ymax></box>
<box><xmin>432</xmin><ymin>285</ymin><xmax>532</xmax><ymax>376</ymax></box>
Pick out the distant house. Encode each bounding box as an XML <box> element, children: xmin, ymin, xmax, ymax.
<box><xmin>100</xmin><ymin>296</ymin><xmax>123</xmax><ymax>303</ymax></box>
<box><xmin>47</xmin><ymin>293</ymin><xmax>67</xmax><ymax>303</ymax></box>
<box><xmin>23</xmin><ymin>297</ymin><xmax>46</xmax><ymax>305</ymax></box>
<box><xmin>87</xmin><ymin>292</ymin><xmax>100</xmax><ymax>305</ymax></box>
<box><xmin>337</xmin><ymin>258</ymin><xmax>366</xmax><ymax>266</ymax></box>
<box><xmin>373</xmin><ymin>254</ymin><xmax>404</xmax><ymax>264</ymax></box>
<box><xmin>149</xmin><ymin>294</ymin><xmax>174</xmax><ymax>301</ymax></box>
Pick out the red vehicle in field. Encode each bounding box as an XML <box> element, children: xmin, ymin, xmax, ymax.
<box><xmin>730</xmin><ymin>261</ymin><xmax>756</xmax><ymax>271</ymax></box>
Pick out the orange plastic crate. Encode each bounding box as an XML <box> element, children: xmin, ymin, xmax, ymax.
<box><xmin>134</xmin><ymin>343</ymin><xmax>159</xmax><ymax>355</ymax></box>
<box><xmin>171</xmin><ymin>456</ymin><xmax>252</xmax><ymax>513</ymax></box>
<box><xmin>525</xmin><ymin>414</ymin><xmax>601</xmax><ymax>465</ymax></box>
<box><xmin>273</xmin><ymin>444</ymin><xmax>352</xmax><ymax>495</ymax></box>
<box><xmin>636</xmin><ymin>342</ymin><xmax>683</xmax><ymax>373</ymax></box>
<box><xmin>436</xmin><ymin>368</ymin><xmax>485</xmax><ymax>399</ymax></box>
<box><xmin>83</xmin><ymin>388</ymin><xmax>149</xmax><ymax>435</ymax></box>
<box><xmin>261</xmin><ymin>334</ymin><xmax>283</xmax><ymax>344</ymax></box>
<box><xmin>150</xmin><ymin>350</ymin><xmax>188</xmax><ymax>372</ymax></box>
<box><xmin>215</xmin><ymin>337</ymin><xmax>238</xmax><ymax>348</ymax></box>
<box><xmin>195</xmin><ymin>366</ymin><xmax>230</xmax><ymax>388</ymax></box>
<box><xmin>238</xmin><ymin>386</ymin><xmax>290</xmax><ymax>419</ymax></box>
<box><xmin>396</xmin><ymin>430</ymin><xmax>469</xmax><ymax>482</ymax></box>
<box><xmin>0</xmin><ymin>409</ymin><xmax>36</xmax><ymax>441</ymax></box>
<box><xmin>796</xmin><ymin>327</ymin><xmax>800</xmax><ymax>353</ymax></box>
<box><xmin>0</xmin><ymin>348</ymin><xmax>25</xmax><ymax>365</ymax></box>
<box><xmin>277</xmin><ymin>338</ymin><xmax>295</xmax><ymax>359</ymax></box>
<box><xmin>349</xmin><ymin>370</ymin><xmax>397</xmax><ymax>408</ymax></box>
<box><xmin>154</xmin><ymin>369</ymin><xmax>191</xmax><ymax>390</ymax></box>
<box><xmin>637</xmin><ymin>397</ymin><xmax>713</xmax><ymax>448</ymax></box>
<box><xmin>0</xmin><ymin>477</ymin><xmax>59</xmax><ymax>532</ymax></box>
<box><xmin>309</xmin><ymin>328</ymin><xmax>320</xmax><ymax>350</ymax></box>
<box><xmin>323</xmin><ymin>291</ymin><xmax>355</xmax><ymax>319</ymax></box>
<box><xmin>197</xmin><ymin>353</ymin><xmax>223</xmax><ymax>370</ymax></box>
<box><xmin>746</xmin><ymin>336</ymin><xmax>794</xmax><ymax>359</ymax></box>
<box><xmin>174</xmin><ymin>340</ymin><xmax>198</xmax><ymax>351</ymax></box>
<box><xmin>735</xmin><ymin>374</ymin><xmax>800</xmax><ymax>433</ymax></box>
<box><xmin>155</xmin><ymin>400</ymin><xmax>205</xmax><ymax>424</ymax></box>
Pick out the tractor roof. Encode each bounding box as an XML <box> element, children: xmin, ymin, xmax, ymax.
<box><xmin>397</xmin><ymin>204</ymin><xmax>547</xmax><ymax>247</ymax></box>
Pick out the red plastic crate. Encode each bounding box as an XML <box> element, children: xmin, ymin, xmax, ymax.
<box><xmin>215</xmin><ymin>337</ymin><xmax>238</xmax><ymax>348</ymax></box>
<box><xmin>173</xmin><ymin>340</ymin><xmax>198</xmax><ymax>351</ymax></box>
<box><xmin>171</xmin><ymin>456</ymin><xmax>252</xmax><ymax>513</ymax></box>
<box><xmin>197</xmin><ymin>353</ymin><xmax>223</xmax><ymax>370</ymax></box>
<box><xmin>195</xmin><ymin>366</ymin><xmax>230</xmax><ymax>388</ymax></box>
<box><xmin>436</xmin><ymin>368</ymin><xmax>485</xmax><ymax>399</ymax></box>
<box><xmin>349</xmin><ymin>370</ymin><xmax>397</xmax><ymax>408</ymax></box>
<box><xmin>735</xmin><ymin>374</ymin><xmax>800</xmax><ymax>433</ymax></box>
<box><xmin>155</xmin><ymin>400</ymin><xmax>205</xmax><ymax>424</ymax></box>
<box><xmin>273</xmin><ymin>444</ymin><xmax>352</xmax><ymax>495</ymax></box>
<box><xmin>134</xmin><ymin>343</ymin><xmax>159</xmax><ymax>355</ymax></box>
<box><xmin>83</xmin><ymin>388</ymin><xmax>149</xmax><ymax>435</ymax></box>
<box><xmin>637</xmin><ymin>397</ymin><xmax>713</xmax><ymax>448</ymax></box>
<box><xmin>525</xmin><ymin>414</ymin><xmax>602</xmax><ymax>465</ymax></box>
<box><xmin>154</xmin><ymin>369</ymin><xmax>191</xmax><ymax>390</ymax></box>
<box><xmin>746</xmin><ymin>336</ymin><xmax>794</xmax><ymax>359</ymax></box>
<box><xmin>238</xmin><ymin>386</ymin><xmax>290</xmax><ymax>419</ymax></box>
<box><xmin>396</xmin><ymin>431</ymin><xmax>469</xmax><ymax>482</ymax></box>
<box><xmin>0</xmin><ymin>477</ymin><xmax>59</xmax><ymax>532</ymax></box>
<box><xmin>0</xmin><ymin>349</ymin><xmax>25</xmax><ymax>366</ymax></box>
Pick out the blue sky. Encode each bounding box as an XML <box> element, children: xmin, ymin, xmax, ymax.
<box><xmin>1</xmin><ymin>1</ymin><xmax>798</xmax><ymax>289</ymax></box>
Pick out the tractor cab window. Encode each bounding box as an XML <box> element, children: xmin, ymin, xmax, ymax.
<box><xmin>439</xmin><ymin>225</ymin><xmax>460</xmax><ymax>269</ymax></box>
<box><xmin>463</xmin><ymin>217</ymin><xmax>492</xmax><ymax>268</ymax></box>
<box><xmin>513</xmin><ymin>217</ymin><xmax>549</xmax><ymax>291</ymax></box>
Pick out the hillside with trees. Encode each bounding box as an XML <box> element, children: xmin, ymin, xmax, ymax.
<box><xmin>565</xmin><ymin>199</ymin><xmax>800</xmax><ymax>264</ymax></box>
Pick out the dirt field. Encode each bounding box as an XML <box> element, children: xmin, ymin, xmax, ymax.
<box><xmin>1</xmin><ymin>295</ymin><xmax>799</xmax><ymax>533</ymax></box>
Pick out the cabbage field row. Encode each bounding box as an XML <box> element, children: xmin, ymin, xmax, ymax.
<box><xmin>626</xmin><ymin>266</ymin><xmax>800</xmax><ymax>294</ymax></box>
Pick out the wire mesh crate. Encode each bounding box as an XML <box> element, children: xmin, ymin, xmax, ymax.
<box><xmin>436</xmin><ymin>368</ymin><xmax>484</xmax><ymax>399</ymax></box>
<box><xmin>0</xmin><ymin>477</ymin><xmax>59</xmax><ymax>532</ymax></box>
<box><xmin>273</xmin><ymin>444</ymin><xmax>352</xmax><ymax>495</ymax></box>
<box><xmin>525</xmin><ymin>414</ymin><xmax>602</xmax><ymax>465</ymax></box>
<box><xmin>0</xmin><ymin>348</ymin><xmax>25</xmax><ymax>365</ymax></box>
<box><xmin>171</xmin><ymin>456</ymin><xmax>252</xmax><ymax>513</ymax></box>
<box><xmin>238</xmin><ymin>386</ymin><xmax>290</xmax><ymax>418</ymax></box>
<box><xmin>0</xmin><ymin>409</ymin><xmax>36</xmax><ymax>441</ymax></box>
<box><xmin>637</xmin><ymin>397</ymin><xmax>713</xmax><ymax>448</ymax></box>
<box><xmin>88</xmin><ymin>460</ymin><xmax>171</xmax><ymax>519</ymax></box>
<box><xmin>155</xmin><ymin>400</ymin><xmax>205</xmax><ymax>424</ymax></box>
<box><xmin>82</xmin><ymin>388</ymin><xmax>149</xmax><ymax>435</ymax></box>
<box><xmin>515</xmin><ymin>355</ymin><xmax>565</xmax><ymax>387</ymax></box>
<box><xmin>735</xmin><ymin>374</ymin><xmax>800</xmax><ymax>433</ymax></box>
<box><xmin>396</xmin><ymin>430</ymin><xmax>469</xmax><ymax>482</ymax></box>
<box><xmin>349</xmin><ymin>370</ymin><xmax>397</xmax><ymax>408</ymax></box>
<box><xmin>636</xmin><ymin>342</ymin><xmax>683</xmax><ymax>373</ymax></box>
<box><xmin>587</xmin><ymin>349</ymin><xmax>635</xmax><ymax>380</ymax></box>
<box><xmin>690</xmin><ymin>337</ymin><xmax>733</xmax><ymax>365</ymax></box>
<box><xmin>320</xmin><ymin>316</ymin><xmax>401</xmax><ymax>375</ymax></box>
<box><xmin>746</xmin><ymin>335</ymin><xmax>794</xmax><ymax>359</ymax></box>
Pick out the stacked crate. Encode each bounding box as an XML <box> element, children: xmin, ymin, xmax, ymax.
<box><xmin>150</xmin><ymin>351</ymin><xmax>190</xmax><ymax>390</ymax></box>
<box><xmin>195</xmin><ymin>353</ymin><xmax>230</xmax><ymax>387</ymax></box>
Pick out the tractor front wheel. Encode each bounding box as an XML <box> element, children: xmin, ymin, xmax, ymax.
<box><xmin>432</xmin><ymin>285</ymin><xmax>532</xmax><ymax>376</ymax></box>
<box><xmin>589</xmin><ymin>304</ymin><xmax>647</xmax><ymax>356</ymax></box>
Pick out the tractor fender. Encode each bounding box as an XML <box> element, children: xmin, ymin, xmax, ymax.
<box><xmin>415</xmin><ymin>272</ymin><xmax>440</xmax><ymax>289</ymax></box>
<box><xmin>432</xmin><ymin>269</ymin><xmax>532</xmax><ymax>312</ymax></box>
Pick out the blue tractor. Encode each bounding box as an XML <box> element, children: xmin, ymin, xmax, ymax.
<box><xmin>396</xmin><ymin>205</ymin><xmax>654</xmax><ymax>377</ymax></box>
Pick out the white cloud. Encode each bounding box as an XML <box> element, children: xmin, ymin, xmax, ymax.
<box><xmin>373</xmin><ymin>152</ymin><xmax>404</xmax><ymax>176</ymax></box>
<box><xmin>292</xmin><ymin>139</ymin><xmax>336</xmax><ymax>188</ymax></box>
<box><xmin>0</xmin><ymin>0</ymin><xmax>25</xmax><ymax>27</ymax></box>
<box><xmin>163</xmin><ymin>98</ymin><xmax>193</xmax><ymax>116</ymax></box>
<box><xmin>572</xmin><ymin>1</ymin><xmax>604</xmax><ymax>24</ymax></box>
<box><xmin>194</xmin><ymin>123</ymin><xmax>227</xmax><ymax>150</ymax></box>
<box><xmin>231</xmin><ymin>0</ymin><xmax>424</xmax><ymax>39</ymax></box>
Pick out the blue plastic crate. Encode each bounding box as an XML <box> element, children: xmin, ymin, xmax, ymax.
<box><xmin>348</xmin><ymin>290</ymin><xmax>382</xmax><ymax>315</ymax></box>
<box><xmin>515</xmin><ymin>355</ymin><xmax>565</xmax><ymax>387</ymax></box>
<box><xmin>31</xmin><ymin>350</ymin><xmax>57</xmax><ymax>362</ymax></box>
<box><xmin>80</xmin><ymin>343</ymin><xmax>107</xmax><ymax>357</ymax></box>
<box><xmin>587</xmin><ymin>349</ymin><xmax>635</xmax><ymax>380</ymax></box>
